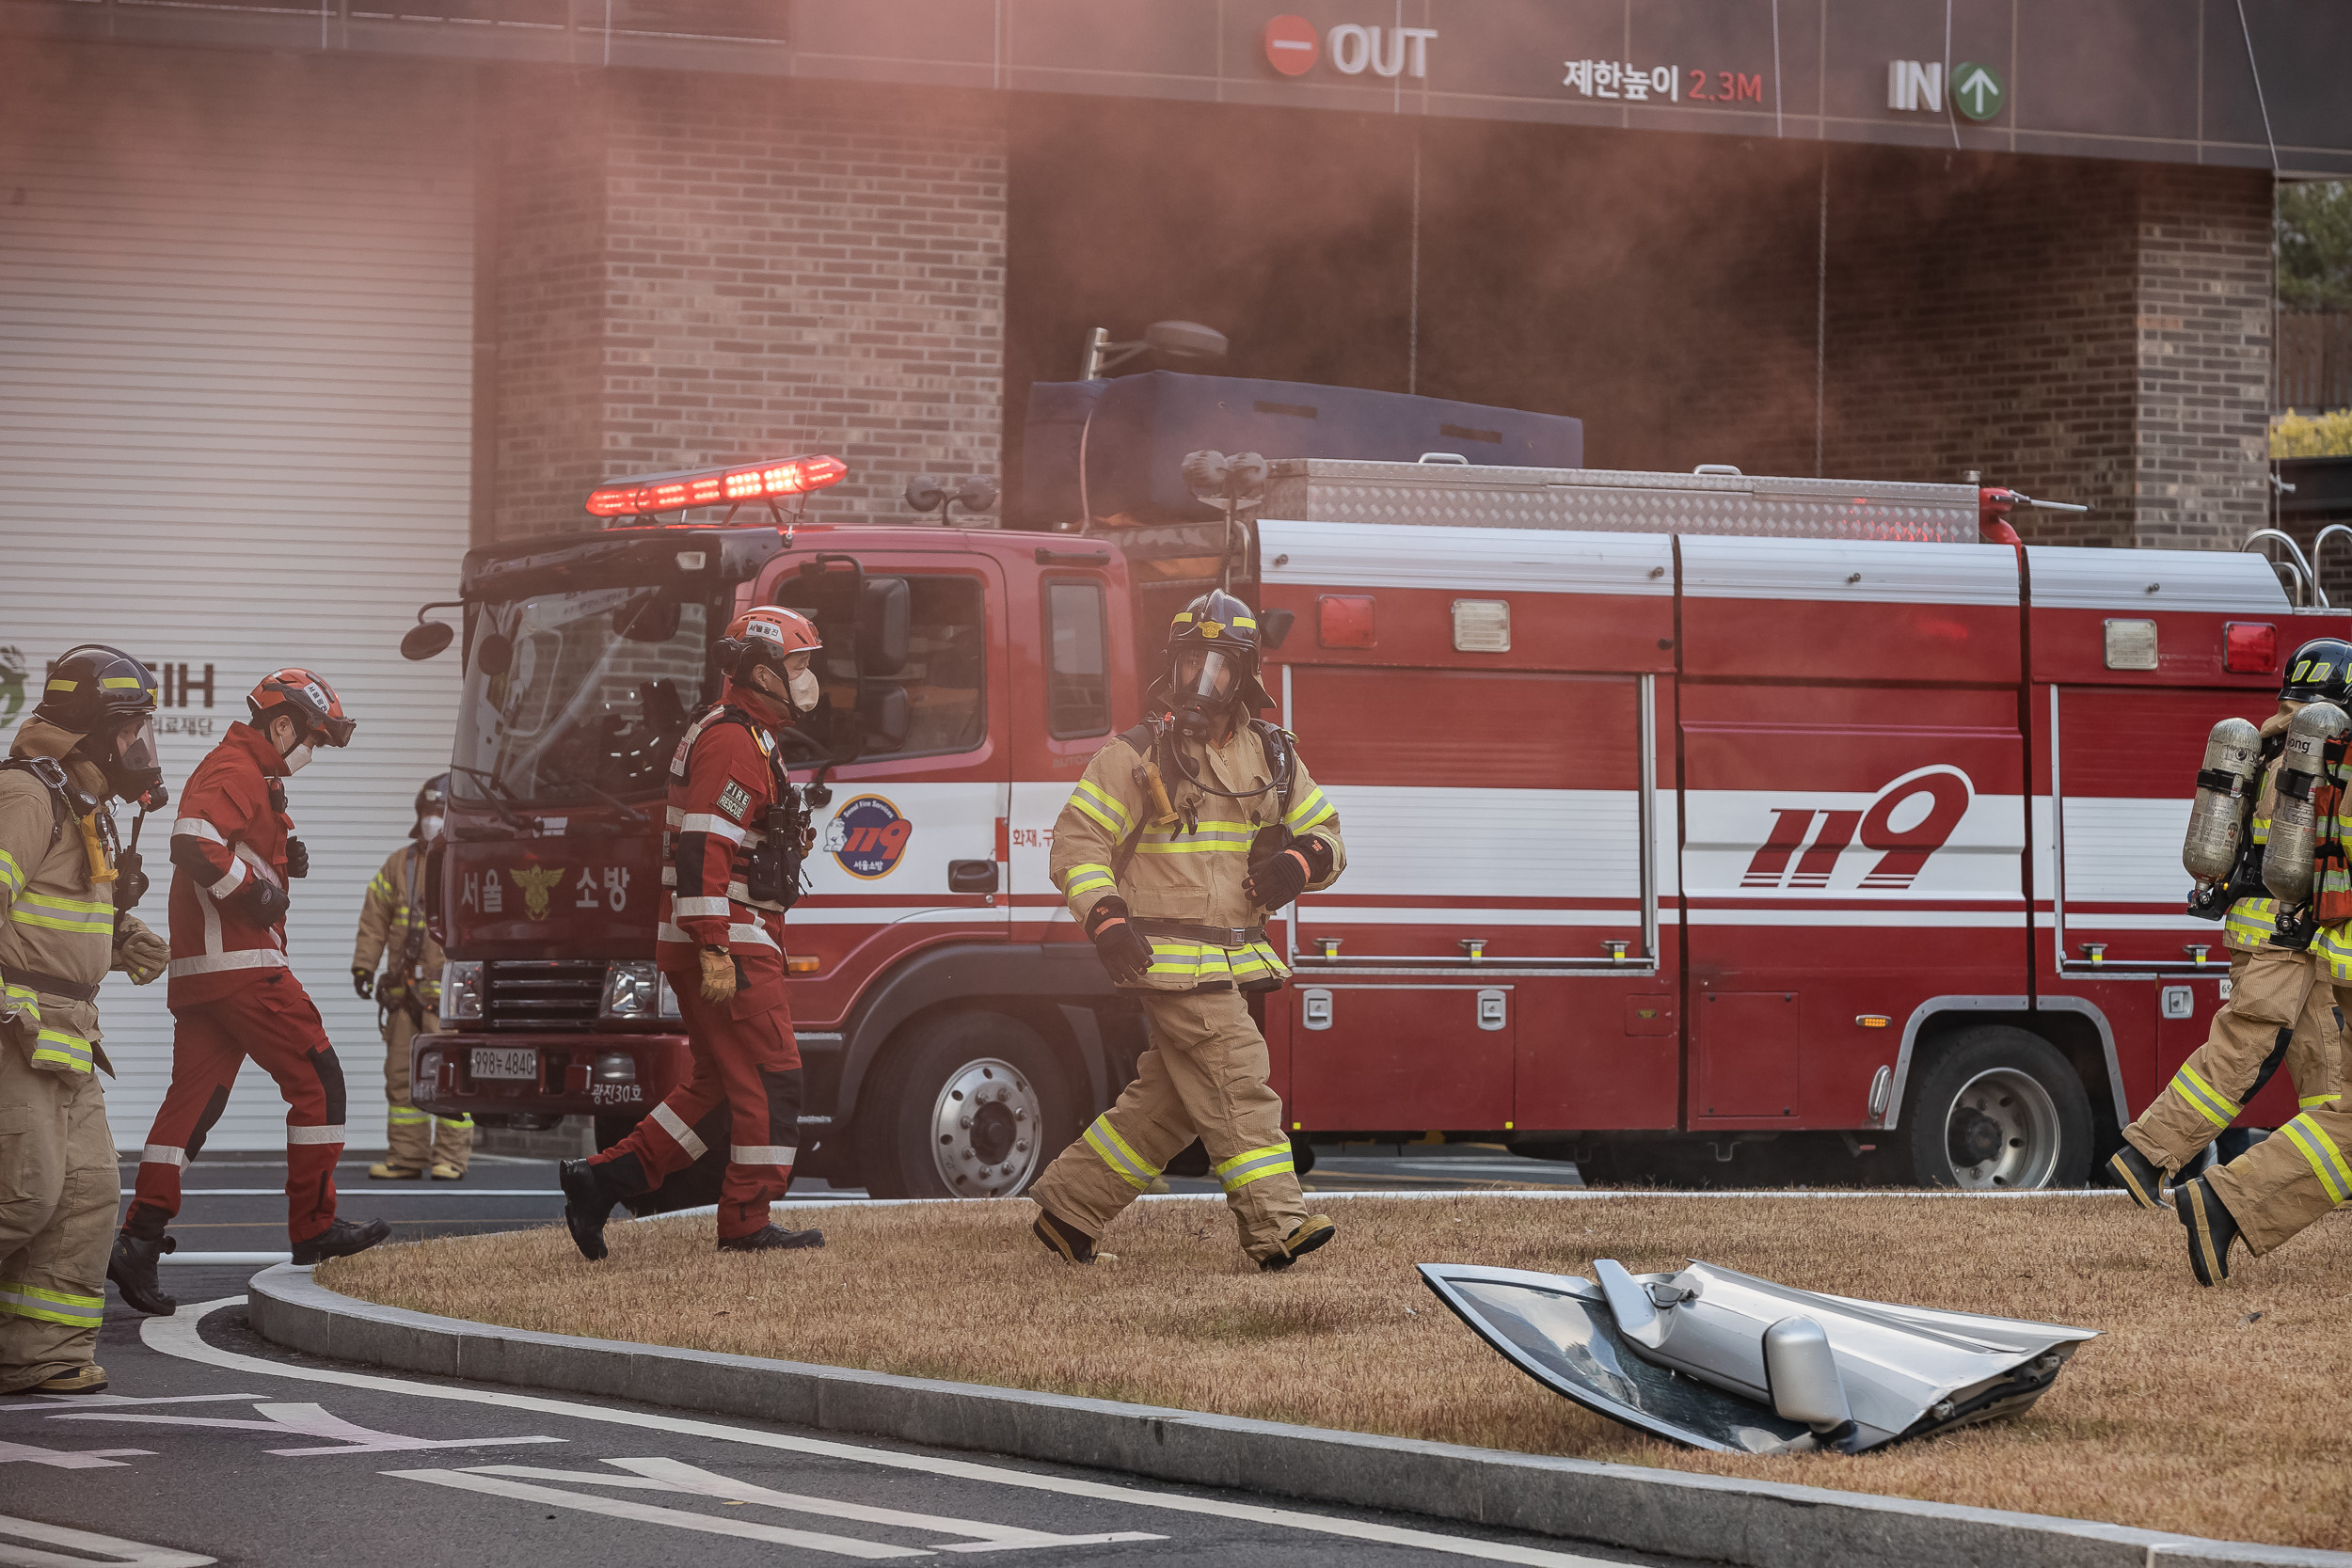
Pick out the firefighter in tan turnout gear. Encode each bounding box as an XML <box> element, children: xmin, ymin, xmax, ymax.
<box><xmin>1030</xmin><ymin>591</ymin><xmax>1343</xmax><ymax>1271</ymax></box>
<box><xmin>2160</xmin><ymin>641</ymin><xmax>2352</xmax><ymax>1283</ymax></box>
<box><xmin>0</xmin><ymin>646</ymin><xmax>171</xmax><ymax>1395</ymax></box>
<box><xmin>2106</xmin><ymin>641</ymin><xmax>2345</xmax><ymax>1222</ymax></box>
<box><xmin>354</xmin><ymin>774</ymin><xmax>469</xmax><ymax>1180</ymax></box>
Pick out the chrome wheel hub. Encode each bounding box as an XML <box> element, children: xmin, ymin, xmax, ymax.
<box><xmin>1942</xmin><ymin>1067</ymin><xmax>2061</xmax><ymax>1189</ymax></box>
<box><xmin>928</xmin><ymin>1057</ymin><xmax>1041</xmax><ymax>1197</ymax></box>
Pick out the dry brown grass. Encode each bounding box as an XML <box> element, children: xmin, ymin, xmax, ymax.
<box><xmin>321</xmin><ymin>1194</ymin><xmax>2352</xmax><ymax>1550</ymax></box>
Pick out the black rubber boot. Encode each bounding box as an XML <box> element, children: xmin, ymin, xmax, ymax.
<box><xmin>107</xmin><ymin>1230</ymin><xmax>178</xmax><ymax>1317</ymax></box>
<box><xmin>291</xmin><ymin>1217</ymin><xmax>391</xmax><ymax>1266</ymax></box>
<box><xmin>2105</xmin><ymin>1143</ymin><xmax>2169</xmax><ymax>1212</ymax></box>
<box><xmin>717</xmin><ymin>1224</ymin><xmax>825</xmax><ymax>1253</ymax></box>
<box><xmin>1032</xmin><ymin>1208</ymin><xmax>1096</xmax><ymax>1265</ymax></box>
<box><xmin>1260</xmin><ymin>1213</ymin><xmax>1338</xmax><ymax>1272</ymax></box>
<box><xmin>2177</xmin><ymin>1176</ymin><xmax>2242</xmax><ymax>1287</ymax></box>
<box><xmin>559</xmin><ymin>1158</ymin><xmax>619</xmax><ymax>1261</ymax></box>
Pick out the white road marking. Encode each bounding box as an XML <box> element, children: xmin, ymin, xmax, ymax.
<box><xmin>0</xmin><ymin>1438</ymin><xmax>153</xmax><ymax>1468</ymax></box>
<box><xmin>0</xmin><ymin>1394</ymin><xmax>262</xmax><ymax>1411</ymax></box>
<box><xmin>48</xmin><ymin>1400</ymin><xmax>564</xmax><ymax>1457</ymax></box>
<box><xmin>469</xmin><ymin>1458</ymin><xmax>1163</xmax><ymax>1551</ymax></box>
<box><xmin>389</xmin><ymin>1469</ymin><xmax>930</xmax><ymax>1557</ymax></box>
<box><xmin>0</xmin><ymin>1513</ymin><xmax>213</xmax><ymax>1567</ymax></box>
<box><xmin>173</xmin><ymin>1189</ymin><xmax>564</xmax><ymax>1197</ymax></box>
<box><xmin>151</xmin><ymin>1300</ymin><xmax>1620</xmax><ymax>1566</ymax></box>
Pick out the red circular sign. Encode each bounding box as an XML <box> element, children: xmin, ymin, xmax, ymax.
<box><xmin>1263</xmin><ymin>14</ymin><xmax>1319</xmax><ymax>75</ymax></box>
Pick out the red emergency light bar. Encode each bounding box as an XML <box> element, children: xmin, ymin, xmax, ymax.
<box><xmin>585</xmin><ymin>453</ymin><xmax>848</xmax><ymax>517</ymax></box>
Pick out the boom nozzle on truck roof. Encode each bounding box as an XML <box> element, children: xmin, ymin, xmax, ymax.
<box><xmin>586</xmin><ymin>453</ymin><xmax>848</xmax><ymax>518</ymax></box>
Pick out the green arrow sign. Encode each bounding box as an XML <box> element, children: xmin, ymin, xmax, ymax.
<box><xmin>1952</xmin><ymin>61</ymin><xmax>2004</xmax><ymax>120</ymax></box>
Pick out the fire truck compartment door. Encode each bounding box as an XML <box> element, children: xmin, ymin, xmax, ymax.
<box><xmin>2052</xmin><ymin>685</ymin><xmax>2263</xmax><ymax>974</ymax></box>
<box><xmin>1289</xmin><ymin>985</ymin><xmax>1514</xmax><ymax>1130</ymax></box>
<box><xmin>1693</xmin><ymin>990</ymin><xmax>1801</xmax><ymax>1119</ymax></box>
<box><xmin>1283</xmin><ymin>665</ymin><xmax>1651</xmax><ymax>968</ymax></box>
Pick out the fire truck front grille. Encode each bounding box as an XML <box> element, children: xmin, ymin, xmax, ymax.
<box><xmin>482</xmin><ymin>959</ymin><xmax>604</xmax><ymax>1031</ymax></box>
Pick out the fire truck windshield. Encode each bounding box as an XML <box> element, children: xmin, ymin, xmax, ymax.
<box><xmin>451</xmin><ymin>585</ymin><xmax>721</xmax><ymax>812</ymax></box>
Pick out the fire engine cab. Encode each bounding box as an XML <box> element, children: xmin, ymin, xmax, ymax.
<box><xmin>404</xmin><ymin>450</ymin><xmax>2338</xmax><ymax>1201</ymax></box>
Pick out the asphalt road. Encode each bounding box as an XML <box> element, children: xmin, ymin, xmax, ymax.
<box><xmin>0</xmin><ymin>1144</ymin><xmax>1633</xmax><ymax>1568</ymax></box>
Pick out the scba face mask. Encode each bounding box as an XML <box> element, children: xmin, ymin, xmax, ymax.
<box><xmin>1171</xmin><ymin>647</ymin><xmax>1240</xmax><ymax>743</ymax></box>
<box><xmin>104</xmin><ymin>715</ymin><xmax>165</xmax><ymax>802</ymax></box>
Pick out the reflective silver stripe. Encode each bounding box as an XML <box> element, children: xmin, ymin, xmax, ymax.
<box><xmin>729</xmin><ymin>1145</ymin><xmax>796</xmax><ymax>1165</ymax></box>
<box><xmin>207</xmin><ymin>860</ymin><xmax>247</xmax><ymax>898</ymax></box>
<box><xmin>235</xmin><ymin>843</ymin><xmax>282</xmax><ymax>887</ymax></box>
<box><xmin>167</xmin><ymin>949</ymin><xmax>289</xmax><ymax>979</ymax></box>
<box><xmin>141</xmin><ymin>1144</ymin><xmax>188</xmax><ymax>1167</ymax></box>
<box><xmin>651</xmin><ymin>1101</ymin><xmax>708</xmax><ymax>1159</ymax></box>
<box><xmin>728</xmin><ymin>922</ymin><xmax>780</xmax><ymax>950</ymax></box>
<box><xmin>658</xmin><ymin>920</ymin><xmax>693</xmax><ymax>944</ymax></box>
<box><xmin>679</xmin><ymin>813</ymin><xmax>746</xmax><ymax>842</ymax></box>
<box><xmin>172</xmin><ymin>817</ymin><xmax>225</xmax><ymax>844</ymax></box>
<box><xmin>674</xmin><ymin>896</ymin><xmax>731</xmax><ymax>918</ymax></box>
<box><xmin>285</xmin><ymin>1124</ymin><xmax>346</xmax><ymax>1145</ymax></box>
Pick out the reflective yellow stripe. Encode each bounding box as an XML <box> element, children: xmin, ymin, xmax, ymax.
<box><xmin>1069</xmin><ymin>780</ymin><xmax>1131</xmax><ymax>834</ymax></box>
<box><xmin>1285</xmin><ymin>787</ymin><xmax>1336</xmax><ymax>832</ymax></box>
<box><xmin>2</xmin><ymin>982</ymin><xmax>39</xmax><ymax>1022</ymax></box>
<box><xmin>9</xmin><ymin>910</ymin><xmax>113</xmax><ymax>935</ymax></box>
<box><xmin>1083</xmin><ymin>1115</ymin><xmax>1159</xmax><ymax>1190</ymax></box>
<box><xmin>22</xmin><ymin>890</ymin><xmax>113</xmax><ymax>915</ymax></box>
<box><xmin>2318</xmin><ymin>925</ymin><xmax>2352</xmax><ymax>982</ymax></box>
<box><xmin>1214</xmin><ymin>1141</ymin><xmax>1295</xmax><ymax>1191</ymax></box>
<box><xmin>0</xmin><ymin>1283</ymin><xmax>104</xmax><ymax>1327</ymax></box>
<box><xmin>2169</xmin><ymin>1065</ymin><xmax>2241</xmax><ymax>1129</ymax></box>
<box><xmin>2301</xmin><ymin>1093</ymin><xmax>2343</xmax><ymax>1107</ymax></box>
<box><xmin>43</xmin><ymin>678</ymin><xmax>76</xmax><ymax>692</ymax></box>
<box><xmin>437</xmin><ymin>1113</ymin><xmax>473</xmax><ymax>1128</ymax></box>
<box><xmin>0</xmin><ymin>849</ymin><xmax>23</xmax><ymax>896</ymax></box>
<box><xmin>99</xmin><ymin>675</ymin><xmax>144</xmax><ymax>689</ymax></box>
<box><xmin>2224</xmin><ymin>896</ymin><xmax>2280</xmax><ymax>948</ymax></box>
<box><xmin>389</xmin><ymin>1107</ymin><xmax>430</xmax><ymax>1124</ymax></box>
<box><xmin>2280</xmin><ymin>1113</ymin><xmax>2352</xmax><ymax>1204</ymax></box>
<box><xmin>1136</xmin><ymin>833</ymin><xmax>1253</xmax><ymax>855</ymax></box>
<box><xmin>370</xmin><ymin>874</ymin><xmax>394</xmax><ymax>896</ymax></box>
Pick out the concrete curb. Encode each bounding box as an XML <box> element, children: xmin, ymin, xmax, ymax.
<box><xmin>244</xmin><ymin>1265</ymin><xmax>2347</xmax><ymax>1568</ymax></box>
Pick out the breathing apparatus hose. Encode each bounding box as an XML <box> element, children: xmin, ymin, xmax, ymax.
<box><xmin>1159</xmin><ymin>720</ymin><xmax>1294</xmax><ymax>801</ymax></box>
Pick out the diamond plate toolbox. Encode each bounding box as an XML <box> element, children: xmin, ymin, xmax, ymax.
<box><xmin>1261</xmin><ymin>460</ymin><xmax>1979</xmax><ymax>543</ymax></box>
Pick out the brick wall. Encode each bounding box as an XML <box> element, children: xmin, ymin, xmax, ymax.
<box><xmin>1817</xmin><ymin>153</ymin><xmax>2270</xmax><ymax>551</ymax></box>
<box><xmin>487</xmin><ymin>74</ymin><xmax>1006</xmax><ymax>540</ymax></box>
<box><xmin>2131</xmin><ymin>166</ymin><xmax>2275</xmax><ymax>552</ymax></box>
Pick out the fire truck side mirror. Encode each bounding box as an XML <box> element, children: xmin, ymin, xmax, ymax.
<box><xmin>856</xmin><ymin>683</ymin><xmax>911</xmax><ymax>752</ymax></box>
<box><xmin>858</xmin><ymin>578</ymin><xmax>911</xmax><ymax>677</ymax></box>
<box><xmin>401</xmin><ymin>622</ymin><xmax>453</xmax><ymax>661</ymax></box>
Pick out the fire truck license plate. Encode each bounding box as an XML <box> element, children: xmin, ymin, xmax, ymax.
<box><xmin>469</xmin><ymin>1048</ymin><xmax>538</xmax><ymax>1081</ymax></box>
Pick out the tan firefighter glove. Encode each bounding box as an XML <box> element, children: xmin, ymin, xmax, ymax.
<box><xmin>699</xmin><ymin>945</ymin><xmax>739</xmax><ymax>1005</ymax></box>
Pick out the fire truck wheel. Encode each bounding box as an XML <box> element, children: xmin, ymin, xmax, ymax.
<box><xmin>857</xmin><ymin>1010</ymin><xmax>1077</xmax><ymax>1201</ymax></box>
<box><xmin>1898</xmin><ymin>1026</ymin><xmax>2091</xmax><ymax>1190</ymax></box>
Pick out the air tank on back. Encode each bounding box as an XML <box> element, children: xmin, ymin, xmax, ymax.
<box><xmin>2183</xmin><ymin>717</ymin><xmax>2264</xmax><ymax>883</ymax></box>
<box><xmin>2262</xmin><ymin>702</ymin><xmax>2352</xmax><ymax>904</ymax></box>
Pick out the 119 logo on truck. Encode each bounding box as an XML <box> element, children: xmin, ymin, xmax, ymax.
<box><xmin>399</xmin><ymin>445</ymin><xmax>2337</xmax><ymax>1201</ymax></box>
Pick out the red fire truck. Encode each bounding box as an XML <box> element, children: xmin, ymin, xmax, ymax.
<box><xmin>403</xmin><ymin>452</ymin><xmax>2338</xmax><ymax>1201</ymax></box>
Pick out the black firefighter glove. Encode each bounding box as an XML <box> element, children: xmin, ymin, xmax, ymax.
<box><xmin>234</xmin><ymin>876</ymin><xmax>291</xmax><ymax>928</ymax></box>
<box><xmin>353</xmin><ymin>967</ymin><xmax>375</xmax><ymax>1000</ymax></box>
<box><xmin>1085</xmin><ymin>897</ymin><xmax>1154</xmax><ymax>985</ymax></box>
<box><xmin>283</xmin><ymin>835</ymin><xmax>310</xmax><ymax>879</ymax></box>
<box><xmin>1245</xmin><ymin>834</ymin><xmax>1334</xmax><ymax>911</ymax></box>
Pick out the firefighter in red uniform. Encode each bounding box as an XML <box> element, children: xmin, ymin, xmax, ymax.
<box><xmin>559</xmin><ymin>608</ymin><xmax>826</xmax><ymax>1258</ymax></box>
<box><xmin>108</xmin><ymin>670</ymin><xmax>389</xmax><ymax>1315</ymax></box>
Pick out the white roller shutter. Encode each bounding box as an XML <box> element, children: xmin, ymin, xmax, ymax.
<box><xmin>0</xmin><ymin>53</ymin><xmax>474</xmax><ymax>1152</ymax></box>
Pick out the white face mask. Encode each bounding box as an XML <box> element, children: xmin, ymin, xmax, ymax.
<box><xmin>418</xmin><ymin>814</ymin><xmax>445</xmax><ymax>841</ymax></box>
<box><xmin>787</xmin><ymin>667</ymin><xmax>820</xmax><ymax>715</ymax></box>
<box><xmin>282</xmin><ymin>743</ymin><xmax>314</xmax><ymax>774</ymax></box>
